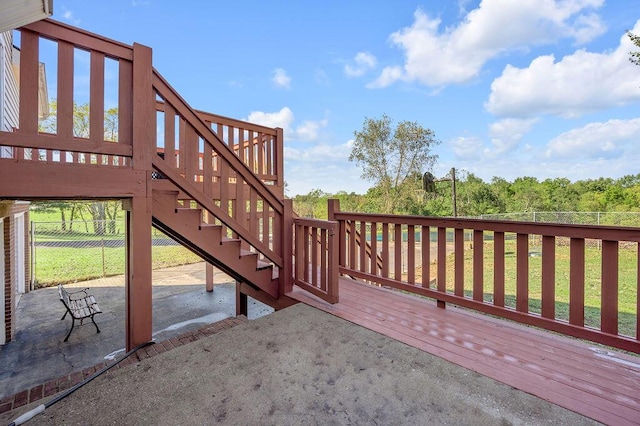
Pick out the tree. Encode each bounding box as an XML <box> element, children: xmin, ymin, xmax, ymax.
<box><xmin>349</xmin><ymin>114</ymin><xmax>440</xmax><ymax>214</ymax></box>
<box><xmin>629</xmin><ymin>31</ymin><xmax>640</xmax><ymax>67</ymax></box>
<box><xmin>39</xmin><ymin>101</ymin><xmax>121</xmax><ymax>234</ymax></box>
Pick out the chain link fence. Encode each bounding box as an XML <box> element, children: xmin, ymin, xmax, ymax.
<box><xmin>477</xmin><ymin>212</ymin><xmax>640</xmax><ymax>227</ymax></box>
<box><xmin>30</xmin><ymin>220</ymin><xmax>202</xmax><ymax>288</ymax></box>
<box><xmin>476</xmin><ymin>212</ymin><xmax>640</xmax><ymax>249</ymax></box>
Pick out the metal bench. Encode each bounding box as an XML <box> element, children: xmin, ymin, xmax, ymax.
<box><xmin>58</xmin><ymin>284</ymin><xmax>102</xmax><ymax>342</ymax></box>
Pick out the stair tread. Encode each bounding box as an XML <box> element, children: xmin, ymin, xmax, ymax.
<box><xmin>152</xmin><ymin>195</ymin><xmax>279</xmax><ymax>299</ymax></box>
<box><xmin>221</xmin><ymin>236</ymin><xmax>241</xmax><ymax>242</ymax></box>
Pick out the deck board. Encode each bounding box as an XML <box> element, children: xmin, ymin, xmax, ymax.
<box><xmin>288</xmin><ymin>277</ymin><xmax>640</xmax><ymax>426</ymax></box>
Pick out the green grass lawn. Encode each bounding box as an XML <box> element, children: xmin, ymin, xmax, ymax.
<box><xmin>33</xmin><ymin>245</ymin><xmax>202</xmax><ymax>287</ymax></box>
<box><xmin>426</xmin><ymin>239</ymin><xmax>638</xmax><ymax>337</ymax></box>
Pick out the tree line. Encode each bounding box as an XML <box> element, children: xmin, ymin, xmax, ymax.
<box><xmin>291</xmin><ymin>173</ymin><xmax>640</xmax><ymax>219</ymax></box>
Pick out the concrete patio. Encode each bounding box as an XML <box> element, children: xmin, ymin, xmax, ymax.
<box><xmin>0</xmin><ymin>262</ymin><xmax>273</xmax><ymax>399</ymax></box>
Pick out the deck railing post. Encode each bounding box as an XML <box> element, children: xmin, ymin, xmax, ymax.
<box><xmin>328</xmin><ymin>199</ymin><xmax>344</xmax><ymax>269</ymax></box>
<box><xmin>275</xmin><ymin>127</ymin><xmax>284</xmax><ymax>191</ymax></box>
<box><xmin>327</xmin><ymin>221</ymin><xmax>339</xmax><ymax>303</ymax></box>
<box><xmin>281</xmin><ymin>199</ymin><xmax>294</xmax><ymax>295</ymax></box>
<box><xmin>125</xmin><ymin>42</ymin><xmax>154</xmax><ymax>351</ymax></box>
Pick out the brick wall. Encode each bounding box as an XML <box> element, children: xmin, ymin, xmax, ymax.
<box><xmin>1</xmin><ymin>201</ymin><xmax>30</xmax><ymax>344</ymax></box>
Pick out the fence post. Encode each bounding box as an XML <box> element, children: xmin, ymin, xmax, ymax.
<box><xmin>30</xmin><ymin>221</ymin><xmax>36</xmax><ymax>290</ymax></box>
<box><xmin>101</xmin><ymin>229</ymin><xmax>106</xmax><ymax>278</ymax></box>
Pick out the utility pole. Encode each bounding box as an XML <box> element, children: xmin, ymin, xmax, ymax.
<box><xmin>451</xmin><ymin>167</ymin><xmax>457</xmax><ymax>217</ymax></box>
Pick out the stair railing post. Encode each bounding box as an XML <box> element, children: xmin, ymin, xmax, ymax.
<box><xmin>281</xmin><ymin>199</ymin><xmax>294</xmax><ymax>295</ymax></box>
<box><xmin>125</xmin><ymin>42</ymin><xmax>154</xmax><ymax>351</ymax></box>
<box><xmin>275</xmin><ymin>127</ymin><xmax>284</xmax><ymax>195</ymax></box>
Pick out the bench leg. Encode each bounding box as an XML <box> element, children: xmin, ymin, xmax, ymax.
<box><xmin>61</xmin><ymin>311</ymin><xmax>68</xmax><ymax>321</ymax></box>
<box><xmin>91</xmin><ymin>315</ymin><xmax>101</xmax><ymax>334</ymax></box>
<box><xmin>64</xmin><ymin>317</ymin><xmax>76</xmax><ymax>342</ymax></box>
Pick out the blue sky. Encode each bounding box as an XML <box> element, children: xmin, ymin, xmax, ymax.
<box><xmin>49</xmin><ymin>0</ymin><xmax>640</xmax><ymax>196</ymax></box>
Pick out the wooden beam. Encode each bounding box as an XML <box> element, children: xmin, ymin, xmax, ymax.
<box><xmin>0</xmin><ymin>161</ymin><xmax>145</xmax><ymax>199</ymax></box>
<box><xmin>0</xmin><ymin>132</ymin><xmax>133</xmax><ymax>156</ymax></box>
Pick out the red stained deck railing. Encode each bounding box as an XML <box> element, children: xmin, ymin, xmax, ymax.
<box><xmin>0</xmin><ymin>20</ymin><xmax>135</xmax><ymax>168</ymax></box>
<box><xmin>329</xmin><ymin>200</ymin><xmax>640</xmax><ymax>354</ymax></box>
<box><xmin>293</xmin><ymin>217</ymin><xmax>339</xmax><ymax>304</ymax></box>
<box><xmin>0</xmin><ymin>18</ymin><xmax>286</xmax><ymax>276</ymax></box>
<box><xmin>151</xmin><ymin>71</ymin><xmax>284</xmax><ymax>268</ymax></box>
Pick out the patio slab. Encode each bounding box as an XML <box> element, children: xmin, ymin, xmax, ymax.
<box><xmin>0</xmin><ymin>263</ymin><xmax>273</xmax><ymax>399</ymax></box>
<box><xmin>2</xmin><ymin>303</ymin><xmax>596</xmax><ymax>425</ymax></box>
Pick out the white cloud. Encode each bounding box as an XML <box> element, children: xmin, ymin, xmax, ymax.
<box><xmin>245</xmin><ymin>107</ymin><xmax>294</xmax><ymax>129</ymax></box>
<box><xmin>272</xmin><ymin>68</ymin><xmax>291</xmax><ymax>89</ymax></box>
<box><xmin>369</xmin><ymin>0</ymin><xmax>605</xmax><ymax>88</ymax></box>
<box><xmin>344</xmin><ymin>52</ymin><xmax>377</xmax><ymax>77</ymax></box>
<box><xmin>61</xmin><ymin>10</ymin><xmax>81</xmax><ymax>25</ymax></box>
<box><xmin>545</xmin><ymin>118</ymin><xmax>640</xmax><ymax>159</ymax></box>
<box><xmin>284</xmin><ymin>141</ymin><xmax>366</xmax><ymax>196</ymax></box>
<box><xmin>487</xmin><ymin>118</ymin><xmax>537</xmax><ymax>155</ymax></box>
<box><xmin>285</xmin><ymin>141</ymin><xmax>352</xmax><ymax>163</ymax></box>
<box><xmin>315</xmin><ymin>69</ymin><xmax>330</xmax><ymax>85</ymax></box>
<box><xmin>244</xmin><ymin>107</ymin><xmax>327</xmax><ymax>142</ymax></box>
<box><xmin>450</xmin><ymin>136</ymin><xmax>483</xmax><ymax>160</ymax></box>
<box><xmin>294</xmin><ymin>119</ymin><xmax>329</xmax><ymax>141</ymax></box>
<box><xmin>486</xmin><ymin>21</ymin><xmax>640</xmax><ymax>118</ymax></box>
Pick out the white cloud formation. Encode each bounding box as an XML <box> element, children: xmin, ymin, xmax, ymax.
<box><xmin>487</xmin><ymin>118</ymin><xmax>538</xmax><ymax>155</ymax></box>
<box><xmin>62</xmin><ymin>10</ymin><xmax>81</xmax><ymax>24</ymax></box>
<box><xmin>486</xmin><ymin>21</ymin><xmax>640</xmax><ymax>118</ymax></box>
<box><xmin>369</xmin><ymin>0</ymin><xmax>605</xmax><ymax>88</ymax></box>
<box><xmin>344</xmin><ymin>52</ymin><xmax>377</xmax><ymax>77</ymax></box>
<box><xmin>285</xmin><ymin>140</ymin><xmax>352</xmax><ymax>163</ymax></box>
<box><xmin>284</xmin><ymin>140</ymin><xmax>366</xmax><ymax>195</ymax></box>
<box><xmin>272</xmin><ymin>68</ymin><xmax>291</xmax><ymax>89</ymax></box>
<box><xmin>545</xmin><ymin>118</ymin><xmax>640</xmax><ymax>159</ymax></box>
<box><xmin>451</xmin><ymin>136</ymin><xmax>483</xmax><ymax>159</ymax></box>
<box><xmin>315</xmin><ymin>69</ymin><xmax>330</xmax><ymax>85</ymax></box>
<box><xmin>244</xmin><ymin>107</ymin><xmax>327</xmax><ymax>142</ymax></box>
<box><xmin>245</xmin><ymin>107</ymin><xmax>294</xmax><ymax>130</ymax></box>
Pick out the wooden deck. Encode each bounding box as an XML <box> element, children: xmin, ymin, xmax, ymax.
<box><xmin>288</xmin><ymin>277</ymin><xmax>640</xmax><ymax>426</ymax></box>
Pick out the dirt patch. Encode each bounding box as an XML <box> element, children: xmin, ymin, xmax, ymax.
<box><xmin>3</xmin><ymin>304</ymin><xmax>597</xmax><ymax>425</ymax></box>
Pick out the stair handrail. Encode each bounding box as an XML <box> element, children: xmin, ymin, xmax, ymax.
<box><xmin>151</xmin><ymin>69</ymin><xmax>284</xmax><ymax>267</ymax></box>
<box><xmin>152</xmin><ymin>70</ymin><xmax>284</xmax><ymax>212</ymax></box>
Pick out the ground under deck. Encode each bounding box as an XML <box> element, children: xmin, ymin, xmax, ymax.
<box><xmin>289</xmin><ymin>277</ymin><xmax>640</xmax><ymax>425</ymax></box>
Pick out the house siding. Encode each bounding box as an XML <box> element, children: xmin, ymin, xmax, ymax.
<box><xmin>1</xmin><ymin>31</ymin><xmax>18</xmax><ymax>131</ymax></box>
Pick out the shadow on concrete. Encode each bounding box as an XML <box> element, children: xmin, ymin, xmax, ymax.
<box><xmin>0</xmin><ymin>263</ymin><xmax>273</xmax><ymax>399</ymax></box>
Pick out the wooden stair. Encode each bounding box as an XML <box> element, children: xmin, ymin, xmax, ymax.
<box><xmin>151</xmin><ymin>188</ymin><xmax>279</xmax><ymax>298</ymax></box>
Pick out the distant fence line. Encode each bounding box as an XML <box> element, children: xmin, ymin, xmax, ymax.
<box><xmin>476</xmin><ymin>212</ymin><xmax>640</xmax><ymax>227</ymax></box>
<box><xmin>30</xmin><ymin>220</ymin><xmax>200</xmax><ymax>287</ymax></box>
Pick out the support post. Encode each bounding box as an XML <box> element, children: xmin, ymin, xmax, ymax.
<box><xmin>236</xmin><ymin>281</ymin><xmax>248</xmax><ymax>316</ymax></box>
<box><xmin>206</xmin><ymin>263</ymin><xmax>214</xmax><ymax>292</ymax></box>
<box><xmin>124</xmin><ymin>198</ymin><xmax>152</xmax><ymax>351</ymax></box>
<box><xmin>280</xmin><ymin>199</ymin><xmax>294</xmax><ymax>295</ymax></box>
<box><xmin>124</xmin><ymin>42</ymin><xmax>154</xmax><ymax>351</ymax></box>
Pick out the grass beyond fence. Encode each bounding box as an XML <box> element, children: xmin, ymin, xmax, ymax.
<box><xmin>31</xmin><ymin>220</ymin><xmax>203</xmax><ymax>288</ymax></box>
<box><xmin>422</xmin><ymin>239</ymin><xmax>638</xmax><ymax>337</ymax></box>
